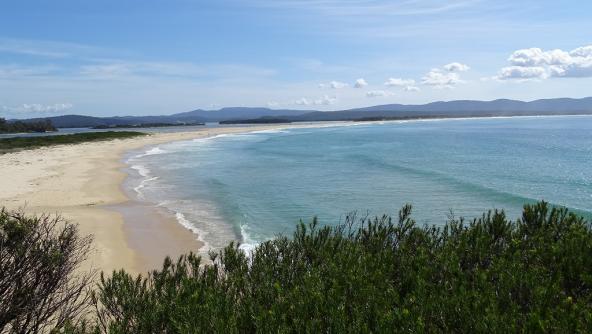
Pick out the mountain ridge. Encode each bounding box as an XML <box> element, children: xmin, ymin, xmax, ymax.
<box><xmin>10</xmin><ymin>97</ymin><xmax>592</xmax><ymax>128</ymax></box>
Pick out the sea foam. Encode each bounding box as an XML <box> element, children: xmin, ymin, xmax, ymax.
<box><xmin>175</xmin><ymin>212</ymin><xmax>211</xmax><ymax>253</ymax></box>
<box><xmin>238</xmin><ymin>223</ymin><xmax>259</xmax><ymax>255</ymax></box>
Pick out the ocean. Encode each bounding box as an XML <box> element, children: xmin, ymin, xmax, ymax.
<box><xmin>125</xmin><ymin>116</ymin><xmax>592</xmax><ymax>253</ymax></box>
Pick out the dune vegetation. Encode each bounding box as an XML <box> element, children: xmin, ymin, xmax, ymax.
<box><xmin>1</xmin><ymin>202</ymin><xmax>591</xmax><ymax>333</ymax></box>
<box><xmin>0</xmin><ymin>131</ymin><xmax>145</xmax><ymax>154</ymax></box>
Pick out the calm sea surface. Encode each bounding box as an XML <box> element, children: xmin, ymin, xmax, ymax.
<box><xmin>126</xmin><ymin>116</ymin><xmax>592</xmax><ymax>252</ymax></box>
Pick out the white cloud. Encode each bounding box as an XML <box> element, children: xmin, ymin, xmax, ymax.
<box><xmin>2</xmin><ymin>103</ymin><xmax>73</xmax><ymax>113</ymax></box>
<box><xmin>384</xmin><ymin>78</ymin><xmax>415</xmax><ymax>87</ymax></box>
<box><xmin>404</xmin><ymin>85</ymin><xmax>420</xmax><ymax>92</ymax></box>
<box><xmin>570</xmin><ymin>45</ymin><xmax>592</xmax><ymax>57</ymax></box>
<box><xmin>496</xmin><ymin>66</ymin><xmax>547</xmax><ymax>80</ymax></box>
<box><xmin>498</xmin><ymin>45</ymin><xmax>592</xmax><ymax>80</ymax></box>
<box><xmin>294</xmin><ymin>95</ymin><xmax>337</xmax><ymax>105</ymax></box>
<box><xmin>366</xmin><ymin>90</ymin><xmax>393</xmax><ymax>97</ymax></box>
<box><xmin>443</xmin><ymin>62</ymin><xmax>470</xmax><ymax>72</ymax></box>
<box><xmin>316</xmin><ymin>95</ymin><xmax>338</xmax><ymax>105</ymax></box>
<box><xmin>354</xmin><ymin>78</ymin><xmax>368</xmax><ymax>88</ymax></box>
<box><xmin>421</xmin><ymin>62</ymin><xmax>469</xmax><ymax>88</ymax></box>
<box><xmin>319</xmin><ymin>80</ymin><xmax>348</xmax><ymax>89</ymax></box>
<box><xmin>549</xmin><ymin>62</ymin><xmax>592</xmax><ymax>78</ymax></box>
<box><xmin>421</xmin><ymin>68</ymin><xmax>463</xmax><ymax>88</ymax></box>
<box><xmin>508</xmin><ymin>48</ymin><xmax>570</xmax><ymax>67</ymax></box>
<box><xmin>267</xmin><ymin>101</ymin><xmax>280</xmax><ymax>108</ymax></box>
<box><xmin>330</xmin><ymin>81</ymin><xmax>348</xmax><ymax>89</ymax></box>
<box><xmin>294</xmin><ymin>97</ymin><xmax>311</xmax><ymax>105</ymax></box>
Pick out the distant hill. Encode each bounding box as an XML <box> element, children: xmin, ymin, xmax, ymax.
<box><xmin>18</xmin><ymin>107</ymin><xmax>310</xmax><ymax>128</ymax></box>
<box><xmin>292</xmin><ymin>97</ymin><xmax>592</xmax><ymax>121</ymax></box>
<box><xmin>173</xmin><ymin>107</ymin><xmax>311</xmax><ymax>121</ymax></box>
<box><xmin>12</xmin><ymin>97</ymin><xmax>592</xmax><ymax>128</ymax></box>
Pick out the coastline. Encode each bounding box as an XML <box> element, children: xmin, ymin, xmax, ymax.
<box><xmin>0</xmin><ymin>123</ymin><xmax>342</xmax><ymax>274</ymax></box>
<box><xmin>3</xmin><ymin>115</ymin><xmax>590</xmax><ymax>274</ymax></box>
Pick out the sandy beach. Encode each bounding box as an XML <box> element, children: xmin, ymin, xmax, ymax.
<box><xmin>0</xmin><ymin>124</ymin><xmax>320</xmax><ymax>274</ymax></box>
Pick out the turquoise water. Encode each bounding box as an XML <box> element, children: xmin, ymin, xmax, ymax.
<box><xmin>127</xmin><ymin>116</ymin><xmax>592</xmax><ymax>252</ymax></box>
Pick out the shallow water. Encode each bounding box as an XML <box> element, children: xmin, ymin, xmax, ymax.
<box><xmin>126</xmin><ymin>116</ymin><xmax>592</xmax><ymax>252</ymax></box>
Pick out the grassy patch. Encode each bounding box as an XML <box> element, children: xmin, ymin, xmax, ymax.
<box><xmin>0</xmin><ymin>131</ymin><xmax>146</xmax><ymax>154</ymax></box>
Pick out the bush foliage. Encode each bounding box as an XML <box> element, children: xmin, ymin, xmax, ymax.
<box><xmin>2</xmin><ymin>202</ymin><xmax>591</xmax><ymax>333</ymax></box>
<box><xmin>0</xmin><ymin>131</ymin><xmax>145</xmax><ymax>154</ymax></box>
<box><xmin>89</xmin><ymin>202</ymin><xmax>592</xmax><ymax>333</ymax></box>
<box><xmin>0</xmin><ymin>209</ymin><xmax>93</xmax><ymax>333</ymax></box>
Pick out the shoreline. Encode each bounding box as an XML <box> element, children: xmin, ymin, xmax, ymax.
<box><xmin>0</xmin><ymin>130</ymin><xmax>209</xmax><ymax>274</ymax></box>
<box><xmin>0</xmin><ymin>122</ymin><xmax>346</xmax><ymax>274</ymax></box>
<box><xmin>3</xmin><ymin>114</ymin><xmax>590</xmax><ymax>274</ymax></box>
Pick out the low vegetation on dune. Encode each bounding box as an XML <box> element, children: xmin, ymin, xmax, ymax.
<box><xmin>0</xmin><ymin>131</ymin><xmax>146</xmax><ymax>154</ymax></box>
<box><xmin>1</xmin><ymin>202</ymin><xmax>591</xmax><ymax>333</ymax></box>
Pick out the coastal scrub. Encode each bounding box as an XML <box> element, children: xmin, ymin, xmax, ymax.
<box><xmin>2</xmin><ymin>202</ymin><xmax>591</xmax><ymax>332</ymax></box>
<box><xmin>0</xmin><ymin>131</ymin><xmax>146</xmax><ymax>154</ymax></box>
<box><xmin>92</xmin><ymin>202</ymin><xmax>592</xmax><ymax>332</ymax></box>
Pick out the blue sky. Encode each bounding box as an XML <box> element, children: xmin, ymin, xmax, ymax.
<box><xmin>1</xmin><ymin>0</ymin><xmax>591</xmax><ymax>118</ymax></box>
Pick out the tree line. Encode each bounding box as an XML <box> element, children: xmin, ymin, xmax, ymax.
<box><xmin>0</xmin><ymin>118</ymin><xmax>57</xmax><ymax>134</ymax></box>
<box><xmin>0</xmin><ymin>131</ymin><xmax>145</xmax><ymax>154</ymax></box>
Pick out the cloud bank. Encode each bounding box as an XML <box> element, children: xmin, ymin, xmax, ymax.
<box><xmin>497</xmin><ymin>45</ymin><xmax>592</xmax><ymax>80</ymax></box>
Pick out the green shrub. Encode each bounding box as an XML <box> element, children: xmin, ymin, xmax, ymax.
<box><xmin>0</xmin><ymin>131</ymin><xmax>145</xmax><ymax>154</ymax></box>
<box><xmin>90</xmin><ymin>202</ymin><xmax>592</xmax><ymax>333</ymax></box>
<box><xmin>0</xmin><ymin>209</ymin><xmax>94</xmax><ymax>333</ymax></box>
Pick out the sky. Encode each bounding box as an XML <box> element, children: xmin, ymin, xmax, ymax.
<box><xmin>1</xmin><ymin>0</ymin><xmax>591</xmax><ymax>118</ymax></box>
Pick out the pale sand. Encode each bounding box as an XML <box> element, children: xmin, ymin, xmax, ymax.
<box><xmin>0</xmin><ymin>123</ymin><xmax>335</xmax><ymax>274</ymax></box>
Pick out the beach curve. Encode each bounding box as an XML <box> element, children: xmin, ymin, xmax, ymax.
<box><xmin>0</xmin><ymin>123</ymin><xmax>345</xmax><ymax>274</ymax></box>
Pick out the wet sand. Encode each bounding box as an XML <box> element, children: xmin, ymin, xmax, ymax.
<box><xmin>107</xmin><ymin>200</ymin><xmax>204</xmax><ymax>271</ymax></box>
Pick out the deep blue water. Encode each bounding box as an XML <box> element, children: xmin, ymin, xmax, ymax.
<box><xmin>127</xmin><ymin>116</ymin><xmax>592</xmax><ymax>252</ymax></box>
